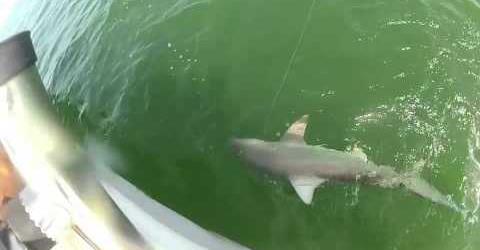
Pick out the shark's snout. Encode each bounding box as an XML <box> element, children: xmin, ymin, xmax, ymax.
<box><xmin>229</xmin><ymin>138</ymin><xmax>269</xmax><ymax>163</ymax></box>
<box><xmin>229</xmin><ymin>138</ymin><xmax>246</xmax><ymax>156</ymax></box>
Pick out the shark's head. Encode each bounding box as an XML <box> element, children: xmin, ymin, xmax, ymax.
<box><xmin>230</xmin><ymin>138</ymin><xmax>276</xmax><ymax>171</ymax></box>
<box><xmin>230</xmin><ymin>138</ymin><xmax>265</xmax><ymax>156</ymax></box>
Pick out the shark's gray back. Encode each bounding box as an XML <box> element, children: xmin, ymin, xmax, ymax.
<box><xmin>253</xmin><ymin>141</ymin><xmax>397</xmax><ymax>182</ymax></box>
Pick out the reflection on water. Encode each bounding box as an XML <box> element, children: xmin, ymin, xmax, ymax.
<box><xmin>467</xmin><ymin>119</ymin><xmax>480</xmax><ymax>223</ymax></box>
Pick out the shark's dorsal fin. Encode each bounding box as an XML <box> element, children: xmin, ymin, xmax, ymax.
<box><xmin>289</xmin><ymin>175</ymin><xmax>326</xmax><ymax>204</ymax></box>
<box><xmin>281</xmin><ymin>115</ymin><xmax>309</xmax><ymax>144</ymax></box>
<box><xmin>351</xmin><ymin>145</ymin><xmax>368</xmax><ymax>162</ymax></box>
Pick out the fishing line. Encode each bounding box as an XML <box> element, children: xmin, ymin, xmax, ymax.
<box><xmin>264</xmin><ymin>0</ymin><xmax>317</xmax><ymax>134</ymax></box>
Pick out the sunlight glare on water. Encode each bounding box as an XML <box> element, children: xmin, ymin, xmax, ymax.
<box><xmin>0</xmin><ymin>0</ymin><xmax>19</xmax><ymax>29</ymax></box>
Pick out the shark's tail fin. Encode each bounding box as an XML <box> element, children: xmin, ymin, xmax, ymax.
<box><xmin>399</xmin><ymin>163</ymin><xmax>459</xmax><ymax>211</ymax></box>
<box><xmin>401</xmin><ymin>176</ymin><xmax>458</xmax><ymax>210</ymax></box>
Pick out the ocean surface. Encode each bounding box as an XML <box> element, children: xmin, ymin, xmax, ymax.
<box><xmin>1</xmin><ymin>0</ymin><xmax>480</xmax><ymax>249</ymax></box>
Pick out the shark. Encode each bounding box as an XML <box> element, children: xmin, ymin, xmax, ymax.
<box><xmin>231</xmin><ymin>115</ymin><xmax>458</xmax><ymax>210</ymax></box>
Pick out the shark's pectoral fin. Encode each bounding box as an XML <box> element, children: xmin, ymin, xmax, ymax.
<box><xmin>289</xmin><ymin>175</ymin><xmax>326</xmax><ymax>205</ymax></box>
<box><xmin>281</xmin><ymin>115</ymin><xmax>309</xmax><ymax>144</ymax></box>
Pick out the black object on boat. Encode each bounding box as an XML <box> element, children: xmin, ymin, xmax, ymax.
<box><xmin>0</xmin><ymin>31</ymin><xmax>37</xmax><ymax>86</ymax></box>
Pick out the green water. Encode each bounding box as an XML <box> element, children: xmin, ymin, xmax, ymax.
<box><xmin>2</xmin><ymin>0</ymin><xmax>480</xmax><ymax>249</ymax></box>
